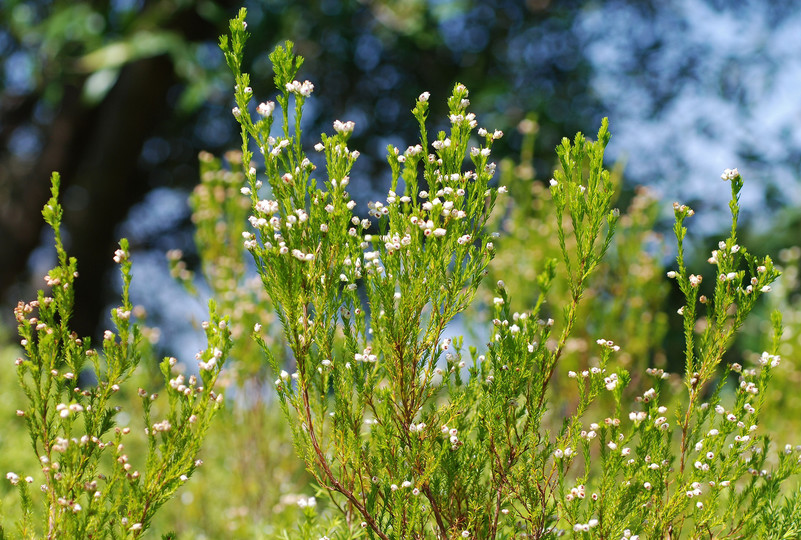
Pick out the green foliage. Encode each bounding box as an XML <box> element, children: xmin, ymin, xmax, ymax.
<box><xmin>2</xmin><ymin>0</ymin><xmax>227</xmax><ymax>109</ymax></box>
<box><xmin>168</xmin><ymin>150</ymin><xmax>278</xmax><ymax>381</ymax></box>
<box><xmin>220</xmin><ymin>8</ymin><xmax>801</xmax><ymax>539</ymax></box>
<box><xmin>6</xmin><ymin>173</ymin><xmax>232</xmax><ymax>538</ymax></box>
<box><xmin>2</xmin><ymin>7</ymin><xmax>800</xmax><ymax>539</ymax></box>
<box><xmin>486</xmin><ymin>122</ymin><xmax>668</xmax><ymax>402</ymax></box>
<box><xmin>758</xmin><ymin>488</ymin><xmax>801</xmax><ymax>540</ymax></box>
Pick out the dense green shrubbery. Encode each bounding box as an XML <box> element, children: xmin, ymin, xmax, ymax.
<box><xmin>3</xmin><ymin>176</ymin><xmax>232</xmax><ymax>538</ymax></box>
<box><xmin>217</xmin><ymin>8</ymin><xmax>801</xmax><ymax>539</ymax></box>
<box><xmin>4</xmin><ymin>7</ymin><xmax>801</xmax><ymax>539</ymax></box>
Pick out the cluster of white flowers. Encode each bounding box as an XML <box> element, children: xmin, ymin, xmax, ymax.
<box><xmin>362</xmin><ymin>249</ymin><xmax>386</xmax><ymax>276</ymax></box>
<box><xmin>759</xmin><ymin>351</ymin><xmax>780</xmax><ymax>368</ymax></box>
<box><xmin>596</xmin><ymin>338</ymin><xmax>621</xmax><ymax>352</ymax></box>
<box><xmin>708</xmin><ymin>241</ymin><xmax>741</xmax><ymax>265</ymax></box>
<box><xmin>112</xmin><ymin>248</ymin><xmax>128</xmax><ymax>263</ymax></box>
<box><xmin>285</xmin><ymin>80</ymin><xmax>314</xmax><ymax>96</ymax></box>
<box><xmin>477</xmin><ymin>127</ymin><xmax>504</xmax><ymax>140</ymax></box>
<box><xmin>55</xmin><ymin>402</ymin><xmax>84</xmax><ymax>418</ymax></box>
<box><xmin>291</xmin><ymin>249</ymin><xmax>314</xmax><ymax>262</ymax></box>
<box><xmin>672</xmin><ymin>201</ymin><xmax>695</xmax><ymax>217</ymax></box>
<box><xmin>43</xmin><ymin>273</ymin><xmax>62</xmax><ymax>287</ymax></box>
<box><xmin>168</xmin><ymin>373</ymin><xmax>199</xmax><ymax>398</ymax></box>
<box><xmin>197</xmin><ymin>346</ymin><xmax>223</xmax><ymax>371</ymax></box>
<box><xmin>354</xmin><ymin>346</ymin><xmax>377</xmax><ymax>363</ymax></box>
<box><xmin>152</xmin><ymin>420</ymin><xmax>172</xmax><ymax>433</ymax></box>
<box><xmin>685</xmin><ymin>481</ymin><xmax>704</xmax><ymax>498</ymax></box>
<box><xmin>297</xmin><ymin>495</ymin><xmax>316</xmax><ymax>508</ymax></box>
<box><xmin>470</xmin><ymin>146</ymin><xmax>492</xmax><ymax>157</ymax></box>
<box><xmin>718</xmin><ymin>271</ymin><xmax>741</xmax><ymax>282</ymax></box>
<box><xmin>688</xmin><ymin>274</ymin><xmax>702</xmax><ymax>287</ymax></box>
<box><xmin>379</xmin><ymin>232</ymin><xmax>412</xmax><ymax>254</ymax></box>
<box><xmin>441</xmin><ymin>424</ymin><xmax>462</xmax><ymax>450</ymax></box>
<box><xmin>367</xmin><ymin>200</ymin><xmax>388</xmax><ymax>218</ymax></box>
<box><xmin>740</xmin><ymin>379</ymin><xmax>759</xmax><ymax>395</ymax></box>
<box><xmin>333</xmin><ymin>119</ymin><xmax>355</xmax><ymax>134</ymax></box>
<box><xmin>328</xmin><ymin>143</ymin><xmax>360</xmax><ymax>161</ymax></box>
<box><xmin>256</xmin><ymin>101</ymin><xmax>275</xmax><ymax>117</ymax></box>
<box><xmin>274</xmin><ymin>369</ymin><xmax>292</xmax><ymax>387</ymax></box>
<box><xmin>720</xmin><ymin>167</ymin><xmax>740</xmax><ymax>181</ymax></box>
<box><xmin>567</xmin><ymin>366</ymin><xmax>605</xmax><ymax>379</ymax></box>
<box><xmin>654</xmin><ymin>415</ymin><xmax>670</xmax><ymax>430</ymax></box>
<box><xmin>262</xmin><ymin>137</ymin><xmax>290</xmax><ymax>158</ymax></box>
<box><xmin>646</xmin><ymin>367</ymin><xmax>670</xmax><ymax>380</ymax></box>
<box><xmin>629</xmin><ymin>411</ymin><xmax>647</xmax><ymax>423</ymax></box>
<box><xmin>553</xmin><ymin>447</ymin><xmax>574</xmax><ymax>459</ymax></box>
<box><xmin>572</xmin><ymin>518</ymin><xmax>599</xmax><ymax>532</ymax></box>
<box><xmin>406</xmin><ymin>195</ymin><xmax>469</xmax><ymax>238</ymax></box>
<box><xmin>242</xmin><ymin>232</ymin><xmax>258</xmax><ymax>250</ymax></box>
<box><xmin>255</xmin><ymin>199</ymin><xmax>279</xmax><ymax>215</ymax></box>
<box><xmin>405</xmin><ymin>144</ymin><xmax>423</xmax><ymax>158</ymax></box>
<box><xmin>449</xmin><ymin>112</ymin><xmax>477</xmax><ymax>128</ymax></box>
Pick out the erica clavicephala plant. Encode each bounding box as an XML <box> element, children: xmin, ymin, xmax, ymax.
<box><xmin>7</xmin><ymin>173</ymin><xmax>232</xmax><ymax>539</ymax></box>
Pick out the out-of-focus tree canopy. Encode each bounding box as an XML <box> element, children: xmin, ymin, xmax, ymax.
<box><xmin>0</xmin><ymin>0</ymin><xmax>238</xmax><ymax>336</ymax></box>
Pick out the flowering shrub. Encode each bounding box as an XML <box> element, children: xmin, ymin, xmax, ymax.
<box><xmin>219</xmin><ymin>7</ymin><xmax>801</xmax><ymax>539</ymax></box>
<box><xmin>6</xmin><ymin>174</ymin><xmax>232</xmax><ymax>539</ymax></box>
<box><xmin>3</xmin><ymin>8</ymin><xmax>800</xmax><ymax>539</ymax></box>
<box><xmin>486</xmin><ymin>128</ymin><xmax>669</xmax><ymax>383</ymax></box>
<box><xmin>168</xmin><ymin>150</ymin><xmax>278</xmax><ymax>382</ymax></box>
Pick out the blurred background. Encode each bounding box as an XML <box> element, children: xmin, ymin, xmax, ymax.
<box><xmin>2</xmin><ymin>0</ymin><xmax>800</xmax><ymax>350</ymax></box>
<box><xmin>2</xmin><ymin>1</ymin><xmax>801</xmax><ymax>537</ymax></box>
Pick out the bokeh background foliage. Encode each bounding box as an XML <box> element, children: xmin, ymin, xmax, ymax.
<box><xmin>1</xmin><ymin>0</ymin><xmax>801</xmax><ymax>538</ymax></box>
